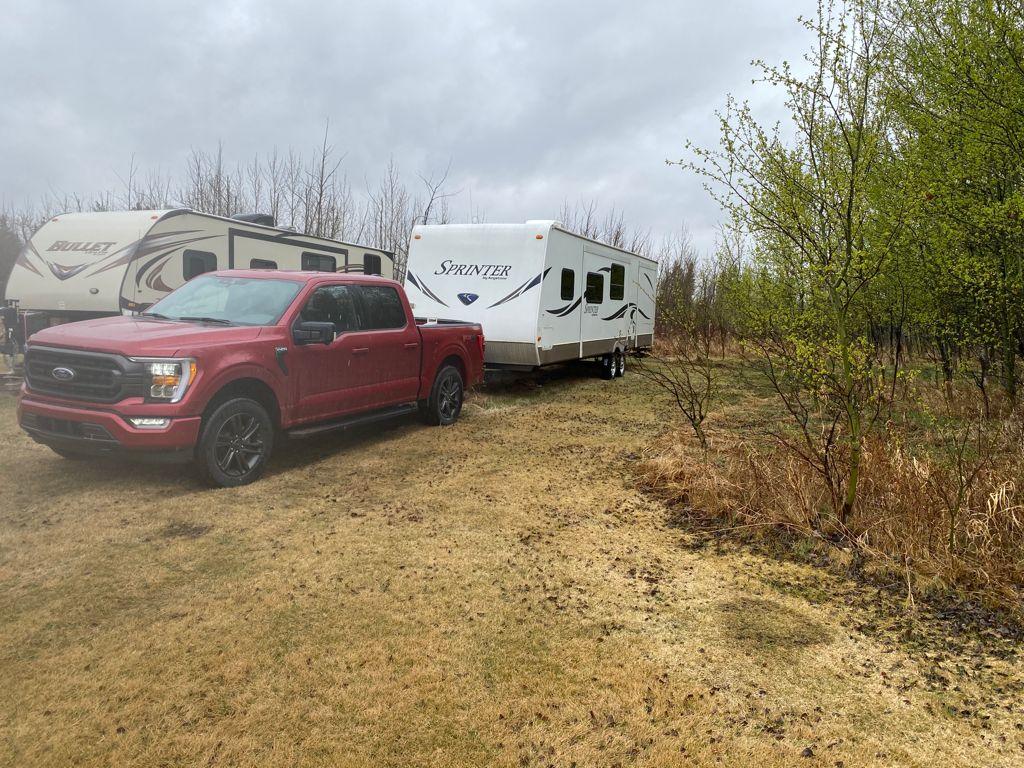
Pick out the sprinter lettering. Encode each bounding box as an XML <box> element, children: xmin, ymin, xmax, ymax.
<box><xmin>434</xmin><ymin>259</ymin><xmax>512</xmax><ymax>279</ymax></box>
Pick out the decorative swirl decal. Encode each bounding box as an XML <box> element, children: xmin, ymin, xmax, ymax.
<box><xmin>601</xmin><ymin>304</ymin><xmax>632</xmax><ymax>321</ymax></box>
<box><xmin>487</xmin><ymin>268</ymin><xmax>550</xmax><ymax>308</ymax></box>
<box><xmin>406</xmin><ymin>271</ymin><xmax>449</xmax><ymax>308</ymax></box>
<box><xmin>545</xmin><ymin>297</ymin><xmax>582</xmax><ymax>317</ymax></box>
<box><xmin>13</xmin><ymin>241</ymin><xmax>45</xmax><ymax>277</ymax></box>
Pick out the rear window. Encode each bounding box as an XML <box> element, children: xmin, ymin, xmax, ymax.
<box><xmin>301</xmin><ymin>252</ymin><xmax>337</xmax><ymax>272</ymax></box>
<box><xmin>183</xmin><ymin>249</ymin><xmax>217</xmax><ymax>280</ymax></box>
<box><xmin>355</xmin><ymin>285</ymin><xmax>406</xmax><ymax>330</ymax></box>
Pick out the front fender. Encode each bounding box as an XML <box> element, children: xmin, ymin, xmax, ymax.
<box><xmin>185</xmin><ymin>361</ymin><xmax>286</xmax><ymax>416</ymax></box>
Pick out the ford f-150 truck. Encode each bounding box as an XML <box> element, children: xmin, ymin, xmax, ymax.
<box><xmin>17</xmin><ymin>271</ymin><xmax>484</xmax><ymax>486</ymax></box>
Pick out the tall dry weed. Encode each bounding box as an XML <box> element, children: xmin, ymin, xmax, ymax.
<box><xmin>640</xmin><ymin>411</ymin><xmax>1024</xmax><ymax>615</ymax></box>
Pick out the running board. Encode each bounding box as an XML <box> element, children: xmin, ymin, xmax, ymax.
<box><xmin>286</xmin><ymin>403</ymin><xmax>419</xmax><ymax>439</ymax></box>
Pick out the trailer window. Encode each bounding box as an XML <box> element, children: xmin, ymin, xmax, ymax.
<box><xmin>585</xmin><ymin>272</ymin><xmax>604</xmax><ymax>304</ymax></box>
<box><xmin>560</xmin><ymin>269</ymin><xmax>575</xmax><ymax>301</ymax></box>
<box><xmin>250</xmin><ymin>258</ymin><xmax>277</xmax><ymax>270</ymax></box>
<box><xmin>363</xmin><ymin>254</ymin><xmax>382</xmax><ymax>276</ymax></box>
<box><xmin>355</xmin><ymin>285</ymin><xmax>406</xmax><ymax>330</ymax></box>
<box><xmin>298</xmin><ymin>285</ymin><xmax>360</xmax><ymax>334</ymax></box>
<box><xmin>610</xmin><ymin>264</ymin><xmax>625</xmax><ymax>301</ymax></box>
<box><xmin>301</xmin><ymin>252</ymin><xmax>337</xmax><ymax>272</ymax></box>
<box><xmin>183</xmin><ymin>250</ymin><xmax>217</xmax><ymax>280</ymax></box>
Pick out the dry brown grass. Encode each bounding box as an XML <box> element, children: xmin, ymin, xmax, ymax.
<box><xmin>2</xmin><ymin>366</ymin><xmax>1023</xmax><ymax>766</ymax></box>
<box><xmin>639</xmin><ymin>359</ymin><xmax>1024</xmax><ymax>617</ymax></box>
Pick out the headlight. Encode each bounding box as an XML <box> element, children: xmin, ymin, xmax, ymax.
<box><xmin>132</xmin><ymin>358</ymin><xmax>197</xmax><ymax>402</ymax></box>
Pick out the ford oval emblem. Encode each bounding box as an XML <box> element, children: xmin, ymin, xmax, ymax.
<box><xmin>458</xmin><ymin>293</ymin><xmax>479</xmax><ymax>306</ymax></box>
<box><xmin>51</xmin><ymin>366</ymin><xmax>76</xmax><ymax>381</ymax></box>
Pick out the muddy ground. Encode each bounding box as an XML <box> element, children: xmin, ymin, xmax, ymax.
<box><xmin>1</xmin><ymin>367</ymin><xmax>1021</xmax><ymax>766</ymax></box>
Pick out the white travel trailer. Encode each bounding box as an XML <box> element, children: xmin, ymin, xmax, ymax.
<box><xmin>4</xmin><ymin>209</ymin><xmax>394</xmax><ymax>332</ymax></box>
<box><xmin>404</xmin><ymin>221</ymin><xmax>657</xmax><ymax>375</ymax></box>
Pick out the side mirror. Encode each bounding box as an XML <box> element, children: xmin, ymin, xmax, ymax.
<box><xmin>293</xmin><ymin>321</ymin><xmax>335</xmax><ymax>345</ymax></box>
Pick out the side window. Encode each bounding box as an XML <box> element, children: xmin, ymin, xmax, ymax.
<box><xmin>585</xmin><ymin>272</ymin><xmax>604</xmax><ymax>304</ymax></box>
<box><xmin>560</xmin><ymin>269</ymin><xmax>575</xmax><ymax>301</ymax></box>
<box><xmin>250</xmin><ymin>258</ymin><xmax>277</xmax><ymax>270</ymax></box>
<box><xmin>301</xmin><ymin>252</ymin><xmax>337</xmax><ymax>272</ymax></box>
<box><xmin>298</xmin><ymin>285</ymin><xmax>359</xmax><ymax>335</ymax></box>
<box><xmin>610</xmin><ymin>264</ymin><xmax>625</xmax><ymax>301</ymax></box>
<box><xmin>183</xmin><ymin>249</ymin><xmax>217</xmax><ymax>280</ymax></box>
<box><xmin>363</xmin><ymin>253</ymin><xmax>382</xmax><ymax>276</ymax></box>
<box><xmin>355</xmin><ymin>285</ymin><xmax>406</xmax><ymax>330</ymax></box>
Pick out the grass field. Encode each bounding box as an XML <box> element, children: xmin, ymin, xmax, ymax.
<box><xmin>1</xmin><ymin>366</ymin><xmax>1022</xmax><ymax>767</ymax></box>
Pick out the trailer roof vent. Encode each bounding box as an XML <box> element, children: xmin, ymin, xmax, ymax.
<box><xmin>231</xmin><ymin>213</ymin><xmax>276</xmax><ymax>227</ymax></box>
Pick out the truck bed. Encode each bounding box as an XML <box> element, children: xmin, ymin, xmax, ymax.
<box><xmin>414</xmin><ymin>317</ymin><xmax>480</xmax><ymax>327</ymax></box>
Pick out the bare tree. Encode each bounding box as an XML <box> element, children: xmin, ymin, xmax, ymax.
<box><xmin>634</xmin><ymin>242</ymin><xmax>718</xmax><ymax>450</ymax></box>
<box><xmin>557</xmin><ymin>199</ymin><xmax>651</xmax><ymax>256</ymax></box>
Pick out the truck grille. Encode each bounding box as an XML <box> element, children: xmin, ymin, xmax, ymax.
<box><xmin>25</xmin><ymin>346</ymin><xmax>144</xmax><ymax>403</ymax></box>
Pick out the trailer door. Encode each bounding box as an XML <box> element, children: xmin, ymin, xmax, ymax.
<box><xmin>538</xmin><ymin>240</ymin><xmax>584</xmax><ymax>364</ymax></box>
<box><xmin>635</xmin><ymin>264</ymin><xmax>657</xmax><ymax>348</ymax></box>
<box><xmin>581</xmin><ymin>250</ymin><xmax>629</xmax><ymax>358</ymax></box>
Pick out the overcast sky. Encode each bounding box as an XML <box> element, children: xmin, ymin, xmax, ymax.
<box><xmin>0</xmin><ymin>0</ymin><xmax>814</xmax><ymax>254</ymax></box>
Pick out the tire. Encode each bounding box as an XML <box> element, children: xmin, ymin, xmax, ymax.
<box><xmin>616</xmin><ymin>350</ymin><xmax>626</xmax><ymax>378</ymax></box>
<box><xmin>50</xmin><ymin>446</ymin><xmax>97</xmax><ymax>461</ymax></box>
<box><xmin>599</xmin><ymin>354</ymin><xmax>615</xmax><ymax>380</ymax></box>
<box><xmin>422</xmin><ymin>365</ymin><xmax>464</xmax><ymax>426</ymax></box>
<box><xmin>195</xmin><ymin>397</ymin><xmax>274</xmax><ymax>488</ymax></box>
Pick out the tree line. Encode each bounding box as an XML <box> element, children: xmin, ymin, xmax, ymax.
<box><xmin>650</xmin><ymin>0</ymin><xmax>1024</xmax><ymax>537</ymax></box>
<box><xmin>0</xmin><ymin>134</ymin><xmax>460</xmax><ymax>293</ymax></box>
<box><xmin>0</xmin><ymin>132</ymin><xmax>663</xmax><ymax>300</ymax></box>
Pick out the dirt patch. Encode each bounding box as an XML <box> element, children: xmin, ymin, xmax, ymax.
<box><xmin>160</xmin><ymin>521</ymin><xmax>212</xmax><ymax>539</ymax></box>
<box><xmin>716</xmin><ymin>596</ymin><xmax>831</xmax><ymax>655</ymax></box>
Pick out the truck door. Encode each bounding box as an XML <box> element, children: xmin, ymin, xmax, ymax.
<box><xmin>352</xmin><ymin>284</ymin><xmax>421</xmax><ymax>406</ymax></box>
<box><xmin>290</xmin><ymin>284</ymin><xmax>376</xmax><ymax>421</ymax></box>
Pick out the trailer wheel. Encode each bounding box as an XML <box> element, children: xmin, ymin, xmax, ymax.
<box><xmin>615</xmin><ymin>350</ymin><xmax>626</xmax><ymax>378</ymax></box>
<box><xmin>422</xmin><ymin>365</ymin><xmax>464</xmax><ymax>426</ymax></box>
<box><xmin>599</xmin><ymin>354</ymin><xmax>615</xmax><ymax>380</ymax></box>
<box><xmin>195</xmin><ymin>397</ymin><xmax>274</xmax><ymax>487</ymax></box>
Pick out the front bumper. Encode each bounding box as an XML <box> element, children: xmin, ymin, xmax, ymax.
<box><xmin>18</xmin><ymin>393</ymin><xmax>202</xmax><ymax>461</ymax></box>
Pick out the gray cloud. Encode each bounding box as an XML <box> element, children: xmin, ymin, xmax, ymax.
<box><xmin>0</xmin><ymin>0</ymin><xmax>815</xmax><ymax>253</ymax></box>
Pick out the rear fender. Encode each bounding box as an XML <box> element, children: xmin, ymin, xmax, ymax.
<box><xmin>421</xmin><ymin>343</ymin><xmax>469</xmax><ymax>394</ymax></box>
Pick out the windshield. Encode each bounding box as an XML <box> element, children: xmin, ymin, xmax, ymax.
<box><xmin>145</xmin><ymin>275</ymin><xmax>303</xmax><ymax>326</ymax></box>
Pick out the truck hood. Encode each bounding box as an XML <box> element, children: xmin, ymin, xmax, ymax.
<box><xmin>28</xmin><ymin>315</ymin><xmax>265</xmax><ymax>357</ymax></box>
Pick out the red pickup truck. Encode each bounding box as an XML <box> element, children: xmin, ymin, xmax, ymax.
<box><xmin>17</xmin><ymin>271</ymin><xmax>484</xmax><ymax>486</ymax></box>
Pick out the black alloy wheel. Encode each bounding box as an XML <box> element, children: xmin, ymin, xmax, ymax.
<box><xmin>197</xmin><ymin>397</ymin><xmax>274</xmax><ymax>487</ymax></box>
<box><xmin>423</xmin><ymin>365</ymin><xmax>464</xmax><ymax>426</ymax></box>
<box><xmin>214</xmin><ymin>412</ymin><xmax>265</xmax><ymax>478</ymax></box>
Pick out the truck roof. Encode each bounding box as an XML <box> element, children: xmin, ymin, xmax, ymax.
<box><xmin>205</xmin><ymin>269</ymin><xmax>402</xmax><ymax>287</ymax></box>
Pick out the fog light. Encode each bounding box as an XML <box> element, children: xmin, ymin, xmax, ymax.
<box><xmin>129</xmin><ymin>417</ymin><xmax>170</xmax><ymax>429</ymax></box>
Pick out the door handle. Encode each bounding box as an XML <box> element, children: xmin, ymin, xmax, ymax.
<box><xmin>404</xmin><ymin>342</ymin><xmax>420</xmax><ymax>349</ymax></box>
<box><xmin>352</xmin><ymin>347</ymin><xmax>370</xmax><ymax>356</ymax></box>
